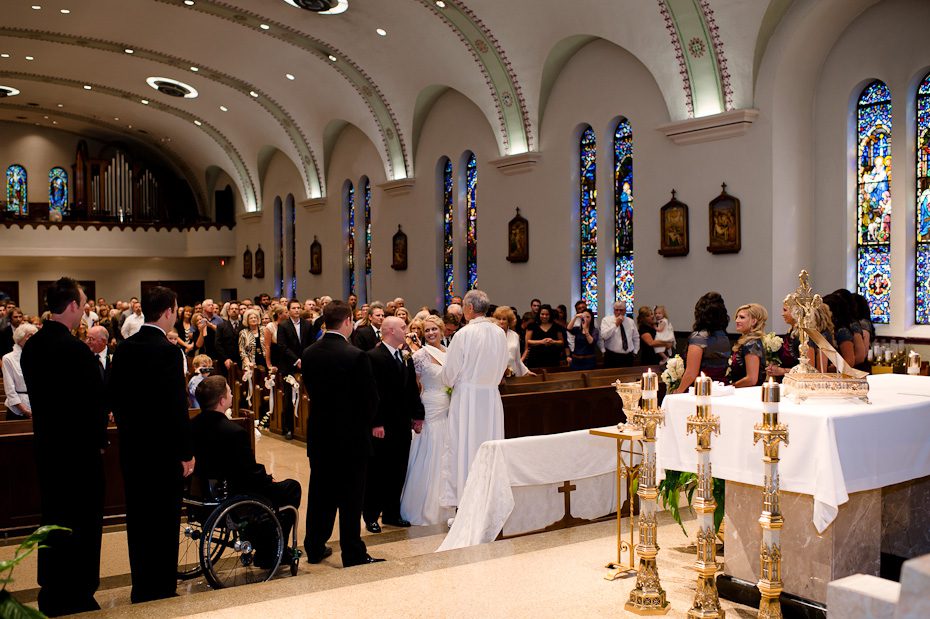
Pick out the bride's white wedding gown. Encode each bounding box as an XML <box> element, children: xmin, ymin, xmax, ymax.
<box><xmin>400</xmin><ymin>347</ymin><xmax>455</xmax><ymax>526</ymax></box>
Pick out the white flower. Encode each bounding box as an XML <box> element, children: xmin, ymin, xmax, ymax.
<box><xmin>762</xmin><ymin>332</ymin><xmax>784</xmax><ymax>354</ymax></box>
<box><xmin>666</xmin><ymin>355</ymin><xmax>684</xmax><ymax>380</ymax></box>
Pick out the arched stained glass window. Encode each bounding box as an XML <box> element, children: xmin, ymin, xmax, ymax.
<box><xmin>6</xmin><ymin>165</ymin><xmax>27</xmax><ymax>215</ymax></box>
<box><xmin>363</xmin><ymin>177</ymin><xmax>372</xmax><ymax>303</ymax></box>
<box><xmin>345</xmin><ymin>181</ymin><xmax>356</xmax><ymax>298</ymax></box>
<box><xmin>442</xmin><ymin>158</ymin><xmax>454</xmax><ymax>307</ymax></box>
<box><xmin>286</xmin><ymin>195</ymin><xmax>296</xmax><ymax>299</ymax></box>
<box><xmin>579</xmin><ymin>126</ymin><xmax>598</xmax><ymax>313</ymax></box>
<box><xmin>465</xmin><ymin>153</ymin><xmax>478</xmax><ymax>291</ymax></box>
<box><xmin>916</xmin><ymin>73</ymin><xmax>930</xmax><ymax>324</ymax></box>
<box><xmin>273</xmin><ymin>197</ymin><xmax>283</xmax><ymax>297</ymax></box>
<box><xmin>49</xmin><ymin>167</ymin><xmax>69</xmax><ymax>215</ymax></box>
<box><xmin>614</xmin><ymin>119</ymin><xmax>634</xmax><ymax>312</ymax></box>
<box><xmin>856</xmin><ymin>81</ymin><xmax>892</xmax><ymax>324</ymax></box>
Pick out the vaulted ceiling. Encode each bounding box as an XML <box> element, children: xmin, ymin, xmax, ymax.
<box><xmin>0</xmin><ymin>0</ymin><xmax>805</xmax><ymax>212</ymax></box>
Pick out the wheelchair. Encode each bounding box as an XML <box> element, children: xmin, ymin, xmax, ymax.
<box><xmin>178</xmin><ymin>477</ymin><xmax>301</xmax><ymax>589</ymax></box>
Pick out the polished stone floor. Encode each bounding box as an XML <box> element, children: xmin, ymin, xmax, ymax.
<box><xmin>2</xmin><ymin>433</ymin><xmax>756</xmax><ymax>618</ymax></box>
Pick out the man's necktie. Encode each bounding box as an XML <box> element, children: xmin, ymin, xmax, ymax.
<box><xmin>619</xmin><ymin>321</ymin><xmax>629</xmax><ymax>352</ymax></box>
<box><xmin>394</xmin><ymin>349</ymin><xmax>404</xmax><ymax>367</ymax></box>
<box><xmin>376</xmin><ymin>329</ymin><xmax>382</xmax><ymax>341</ymax></box>
<box><xmin>97</xmin><ymin>357</ymin><xmax>105</xmax><ymax>381</ymax></box>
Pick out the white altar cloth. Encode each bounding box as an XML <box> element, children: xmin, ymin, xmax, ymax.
<box><xmin>437</xmin><ymin>429</ymin><xmax>620</xmax><ymax>551</ymax></box>
<box><xmin>658</xmin><ymin>374</ymin><xmax>930</xmax><ymax>533</ymax></box>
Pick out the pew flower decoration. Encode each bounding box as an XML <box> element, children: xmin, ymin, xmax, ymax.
<box><xmin>283</xmin><ymin>375</ymin><xmax>300</xmax><ymax>390</ymax></box>
<box><xmin>661</xmin><ymin>355</ymin><xmax>684</xmax><ymax>391</ymax></box>
<box><xmin>283</xmin><ymin>375</ymin><xmax>301</xmax><ymax>417</ymax></box>
<box><xmin>255</xmin><ymin>373</ymin><xmax>276</xmax><ymax>430</ymax></box>
<box><xmin>762</xmin><ymin>332</ymin><xmax>784</xmax><ymax>367</ymax></box>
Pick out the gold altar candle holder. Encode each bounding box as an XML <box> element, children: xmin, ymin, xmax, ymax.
<box><xmin>624</xmin><ymin>369</ymin><xmax>671</xmax><ymax>615</ymax></box>
<box><xmin>907</xmin><ymin>351</ymin><xmax>921</xmax><ymax>375</ymax></box>
<box><xmin>686</xmin><ymin>373</ymin><xmax>724</xmax><ymax>619</ymax></box>
<box><xmin>754</xmin><ymin>379</ymin><xmax>789</xmax><ymax>619</ymax></box>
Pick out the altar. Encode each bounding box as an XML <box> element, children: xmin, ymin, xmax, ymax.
<box><xmin>658</xmin><ymin>374</ymin><xmax>930</xmax><ymax>604</ymax></box>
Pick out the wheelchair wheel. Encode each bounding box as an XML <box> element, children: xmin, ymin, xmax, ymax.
<box><xmin>178</xmin><ymin>507</ymin><xmax>203</xmax><ymax>579</ymax></box>
<box><xmin>201</xmin><ymin>497</ymin><xmax>283</xmax><ymax>589</ymax></box>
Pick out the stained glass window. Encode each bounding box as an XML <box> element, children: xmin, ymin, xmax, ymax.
<box><xmin>6</xmin><ymin>165</ymin><xmax>27</xmax><ymax>215</ymax></box>
<box><xmin>580</xmin><ymin>126</ymin><xmax>598</xmax><ymax>314</ymax></box>
<box><xmin>273</xmin><ymin>197</ymin><xmax>283</xmax><ymax>297</ymax></box>
<box><xmin>346</xmin><ymin>181</ymin><xmax>356</xmax><ymax>298</ymax></box>
<box><xmin>465</xmin><ymin>153</ymin><xmax>478</xmax><ymax>291</ymax></box>
<box><xmin>442</xmin><ymin>158</ymin><xmax>454</xmax><ymax>307</ymax></box>
<box><xmin>48</xmin><ymin>167</ymin><xmax>69</xmax><ymax>215</ymax></box>
<box><xmin>856</xmin><ymin>81</ymin><xmax>892</xmax><ymax>324</ymax></box>
<box><xmin>916</xmin><ymin>74</ymin><xmax>930</xmax><ymax>324</ymax></box>
<box><xmin>363</xmin><ymin>177</ymin><xmax>372</xmax><ymax>303</ymax></box>
<box><xmin>614</xmin><ymin>119</ymin><xmax>633</xmax><ymax>314</ymax></box>
<box><xmin>288</xmin><ymin>198</ymin><xmax>297</xmax><ymax>299</ymax></box>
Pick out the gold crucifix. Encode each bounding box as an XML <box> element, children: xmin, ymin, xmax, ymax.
<box><xmin>783</xmin><ymin>270</ymin><xmax>822</xmax><ymax>373</ymax></box>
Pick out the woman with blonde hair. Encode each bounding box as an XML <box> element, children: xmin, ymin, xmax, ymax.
<box><xmin>493</xmin><ymin>306</ymin><xmax>533</xmax><ymax>377</ymax></box>
<box><xmin>728</xmin><ymin>303</ymin><xmax>767</xmax><ymax>387</ymax></box>
<box><xmin>262</xmin><ymin>304</ymin><xmax>287</xmax><ymax>372</ymax></box>
<box><xmin>652</xmin><ymin>305</ymin><xmax>676</xmax><ymax>357</ymax></box>
<box><xmin>405</xmin><ymin>318</ymin><xmax>426</xmax><ymax>352</ymax></box>
<box><xmin>238</xmin><ymin>308</ymin><xmax>266</xmax><ymax>369</ymax></box>
<box><xmin>395</xmin><ymin>306</ymin><xmax>410</xmax><ymax>326</ymax></box>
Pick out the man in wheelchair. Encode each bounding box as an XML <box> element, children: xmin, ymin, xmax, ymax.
<box><xmin>191</xmin><ymin>376</ymin><xmax>302</xmax><ymax>568</ymax></box>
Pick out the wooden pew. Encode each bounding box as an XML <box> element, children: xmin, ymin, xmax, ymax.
<box><xmin>502</xmin><ymin>385</ymin><xmax>624</xmax><ymax>438</ymax></box>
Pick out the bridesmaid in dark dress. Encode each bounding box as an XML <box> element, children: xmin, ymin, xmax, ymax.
<box><xmin>636</xmin><ymin>306</ymin><xmax>662</xmax><ymax>366</ymax></box>
<box><xmin>524</xmin><ymin>305</ymin><xmax>564</xmax><ymax>368</ymax></box>
<box><xmin>674</xmin><ymin>292</ymin><xmax>731</xmax><ymax>393</ymax></box>
<box><xmin>824</xmin><ymin>293</ymin><xmax>856</xmax><ymax>369</ymax></box>
<box><xmin>728</xmin><ymin>303</ymin><xmax>767</xmax><ymax>387</ymax></box>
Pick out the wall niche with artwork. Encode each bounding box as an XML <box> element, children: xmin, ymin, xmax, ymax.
<box><xmin>658</xmin><ymin>190</ymin><xmax>689</xmax><ymax>257</ymax></box>
<box><xmin>707</xmin><ymin>183</ymin><xmax>741</xmax><ymax>254</ymax></box>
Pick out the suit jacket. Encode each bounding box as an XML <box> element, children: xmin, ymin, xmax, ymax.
<box><xmin>215</xmin><ymin>319</ymin><xmax>244</xmax><ymax>367</ymax></box>
<box><xmin>301</xmin><ymin>332</ymin><xmax>378</xmax><ymax>463</ymax></box>
<box><xmin>351</xmin><ymin>324</ymin><xmax>379</xmax><ymax>351</ymax></box>
<box><xmin>190</xmin><ymin>409</ymin><xmax>271</xmax><ymax>496</ymax></box>
<box><xmin>366</xmin><ymin>344</ymin><xmax>425</xmax><ymax>437</ymax></box>
<box><xmin>109</xmin><ymin>325</ymin><xmax>193</xmax><ymax>469</ymax></box>
<box><xmin>0</xmin><ymin>323</ymin><xmax>13</xmax><ymax>357</ymax></box>
<box><xmin>277</xmin><ymin>319</ymin><xmax>315</xmax><ymax>375</ymax></box>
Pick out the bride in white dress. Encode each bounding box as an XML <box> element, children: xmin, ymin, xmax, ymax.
<box><xmin>400</xmin><ymin>315</ymin><xmax>455</xmax><ymax>526</ymax></box>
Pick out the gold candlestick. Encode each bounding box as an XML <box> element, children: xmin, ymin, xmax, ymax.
<box><xmin>686</xmin><ymin>373</ymin><xmax>724</xmax><ymax>619</ymax></box>
<box><xmin>754</xmin><ymin>378</ymin><xmax>789</xmax><ymax>619</ymax></box>
<box><xmin>624</xmin><ymin>369</ymin><xmax>670</xmax><ymax>615</ymax></box>
<box><xmin>907</xmin><ymin>351</ymin><xmax>921</xmax><ymax>375</ymax></box>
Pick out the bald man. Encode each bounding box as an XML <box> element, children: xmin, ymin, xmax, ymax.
<box><xmin>86</xmin><ymin>326</ymin><xmax>111</xmax><ymax>381</ymax></box>
<box><xmin>362</xmin><ymin>317</ymin><xmax>424</xmax><ymax>531</ymax></box>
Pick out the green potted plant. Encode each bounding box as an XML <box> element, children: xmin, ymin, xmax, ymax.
<box><xmin>0</xmin><ymin>525</ymin><xmax>69</xmax><ymax>618</ymax></box>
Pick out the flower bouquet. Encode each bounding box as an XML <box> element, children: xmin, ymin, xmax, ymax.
<box><xmin>661</xmin><ymin>354</ymin><xmax>684</xmax><ymax>392</ymax></box>
<box><xmin>762</xmin><ymin>332</ymin><xmax>784</xmax><ymax>367</ymax></box>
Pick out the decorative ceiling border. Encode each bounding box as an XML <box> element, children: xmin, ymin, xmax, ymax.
<box><xmin>658</xmin><ymin>0</ymin><xmax>694</xmax><ymax>118</ymax></box>
<box><xmin>697</xmin><ymin>0</ymin><xmax>733</xmax><ymax>111</ymax></box>
<box><xmin>0</xmin><ymin>26</ymin><xmax>321</xmax><ymax>200</ymax></box>
<box><xmin>0</xmin><ymin>70</ymin><xmax>258</xmax><ymax>212</ymax></box>
<box><xmin>416</xmin><ymin>0</ymin><xmax>533</xmax><ymax>155</ymax></box>
<box><xmin>0</xmin><ymin>101</ymin><xmax>207</xmax><ymax>213</ymax></box>
<box><xmin>154</xmin><ymin>0</ymin><xmax>409</xmax><ymax>181</ymax></box>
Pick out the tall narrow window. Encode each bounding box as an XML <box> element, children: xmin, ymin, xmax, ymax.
<box><xmin>6</xmin><ymin>165</ymin><xmax>27</xmax><ymax>215</ymax></box>
<box><xmin>442</xmin><ymin>158</ymin><xmax>454</xmax><ymax>307</ymax></box>
<box><xmin>856</xmin><ymin>81</ymin><xmax>892</xmax><ymax>324</ymax></box>
<box><xmin>363</xmin><ymin>177</ymin><xmax>372</xmax><ymax>303</ymax></box>
<box><xmin>273</xmin><ymin>197</ymin><xmax>283</xmax><ymax>297</ymax></box>
<box><xmin>48</xmin><ymin>167</ymin><xmax>69</xmax><ymax>216</ymax></box>
<box><xmin>465</xmin><ymin>153</ymin><xmax>478</xmax><ymax>291</ymax></box>
<box><xmin>916</xmin><ymin>73</ymin><xmax>930</xmax><ymax>324</ymax></box>
<box><xmin>614</xmin><ymin>119</ymin><xmax>634</xmax><ymax>312</ymax></box>
<box><xmin>345</xmin><ymin>181</ymin><xmax>356</xmax><ymax>298</ymax></box>
<box><xmin>580</xmin><ymin>126</ymin><xmax>598</xmax><ymax>313</ymax></box>
<box><xmin>286</xmin><ymin>195</ymin><xmax>296</xmax><ymax>299</ymax></box>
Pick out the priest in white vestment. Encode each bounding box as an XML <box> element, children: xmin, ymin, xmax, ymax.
<box><xmin>440</xmin><ymin>289</ymin><xmax>509</xmax><ymax>509</ymax></box>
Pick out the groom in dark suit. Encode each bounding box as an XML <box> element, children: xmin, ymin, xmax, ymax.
<box><xmin>276</xmin><ymin>300</ymin><xmax>316</xmax><ymax>439</ymax></box>
<box><xmin>363</xmin><ymin>316</ymin><xmax>425</xmax><ymax>532</ymax></box>
<box><xmin>301</xmin><ymin>301</ymin><xmax>383</xmax><ymax>567</ymax></box>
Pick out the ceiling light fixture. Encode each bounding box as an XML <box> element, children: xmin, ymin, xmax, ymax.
<box><xmin>124</xmin><ymin>48</ymin><xmax>134</xmax><ymax>54</ymax></box>
<box><xmin>435</xmin><ymin>1</ymin><xmax>445</xmax><ymax>7</ymax></box>
<box><xmin>376</xmin><ymin>28</ymin><xmax>386</xmax><ymax>36</ymax></box>
<box><xmin>328</xmin><ymin>54</ymin><xmax>337</xmax><ymax>62</ymax></box>
<box><xmin>219</xmin><ymin>105</ymin><xmax>228</xmax><ymax>112</ymax></box>
<box><xmin>146</xmin><ymin>76</ymin><xmax>199</xmax><ymax>98</ymax></box>
<box><xmin>193</xmin><ymin>119</ymin><xmax>202</xmax><ymax>126</ymax></box>
<box><xmin>0</xmin><ymin>86</ymin><xmax>21</xmax><ymax>97</ymax></box>
<box><xmin>260</xmin><ymin>24</ymin><xmax>270</xmax><ymax>30</ymax></box>
<box><xmin>190</xmin><ymin>66</ymin><xmax>199</xmax><ymax>72</ymax></box>
<box><xmin>282</xmin><ymin>0</ymin><xmax>347</xmax><ymax>13</ymax></box>
<box><xmin>25</xmin><ymin>56</ymin><xmax>35</xmax><ymax>61</ymax></box>
<box><xmin>57</xmin><ymin>103</ymin><xmax>63</xmax><ymax>107</ymax></box>
<box><xmin>285</xmin><ymin>73</ymin><xmax>295</xmax><ymax>80</ymax></box>
<box><xmin>60</xmin><ymin>8</ymin><xmax>70</xmax><ymax>14</ymax></box>
<box><xmin>141</xmin><ymin>99</ymin><xmax>149</xmax><ymax>104</ymax></box>
<box><xmin>249</xmin><ymin>90</ymin><xmax>259</xmax><ymax>97</ymax></box>
<box><xmin>31</xmin><ymin>5</ymin><xmax>41</xmax><ymax>9</ymax></box>
<box><xmin>114</xmin><ymin>117</ymin><xmax>119</xmax><ymax>120</ymax></box>
<box><xmin>83</xmin><ymin>84</ymin><xmax>92</xmax><ymax>90</ymax></box>
<box><xmin>183</xmin><ymin>0</ymin><xmax>194</xmax><ymax>5</ymax></box>
<box><xmin>52</xmin><ymin>120</ymin><xmax>57</xmax><ymax>124</ymax></box>
<box><xmin>0</xmin><ymin>54</ymin><xmax>9</xmax><ymax>58</ymax></box>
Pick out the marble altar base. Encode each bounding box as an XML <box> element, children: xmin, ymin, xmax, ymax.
<box><xmin>723</xmin><ymin>475</ymin><xmax>930</xmax><ymax>605</ymax></box>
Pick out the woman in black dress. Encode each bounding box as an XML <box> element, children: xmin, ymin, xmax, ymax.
<box><xmin>524</xmin><ymin>305</ymin><xmax>564</xmax><ymax>368</ymax></box>
<box><xmin>636</xmin><ymin>306</ymin><xmax>663</xmax><ymax>366</ymax></box>
<box><xmin>727</xmin><ymin>303</ymin><xmax>767</xmax><ymax>388</ymax></box>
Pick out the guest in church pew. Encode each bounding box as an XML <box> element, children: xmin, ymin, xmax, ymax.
<box><xmin>674</xmin><ymin>292</ymin><xmax>731</xmax><ymax>393</ymax></box>
<box><xmin>278</xmin><ymin>300</ymin><xmax>315</xmax><ymax>440</ymax></box>
<box><xmin>120</xmin><ymin>301</ymin><xmax>145</xmax><ymax>340</ymax></box>
<box><xmin>493</xmin><ymin>306</ymin><xmax>533</xmax><ymax>377</ymax></box>
<box><xmin>0</xmin><ymin>306</ymin><xmax>24</xmax><ymax>356</ymax></box>
<box><xmin>405</xmin><ymin>318</ymin><xmax>425</xmax><ymax>353</ymax></box>
<box><xmin>110</xmin><ymin>285</ymin><xmax>195</xmax><ymax>604</ymax></box>
<box><xmin>653</xmin><ymin>305</ymin><xmax>676</xmax><ymax>358</ymax></box>
<box><xmin>188</xmin><ymin>355</ymin><xmax>214</xmax><ymax>409</ymax></box>
<box><xmin>21</xmin><ymin>277</ymin><xmax>107</xmax><ymax>616</ymax></box>
<box><xmin>524</xmin><ymin>305</ymin><xmax>565</xmax><ymax>368</ymax></box>
<box><xmin>395</xmin><ymin>306</ymin><xmax>410</xmax><ymax>326</ymax></box>
<box><xmin>86</xmin><ymin>326</ymin><xmax>113</xmax><ymax>384</ymax></box>
<box><xmin>567</xmin><ymin>309</ymin><xmax>599</xmax><ymax>370</ymax></box>
<box><xmin>823</xmin><ymin>292</ymin><xmax>857</xmax><ymax>369</ymax></box>
<box><xmin>727</xmin><ymin>303</ymin><xmax>767</xmax><ymax>388</ymax></box>
<box><xmin>263</xmin><ymin>304</ymin><xmax>286</xmax><ymax>373</ymax></box>
<box><xmin>635</xmin><ymin>306</ymin><xmax>664</xmax><ymax>366</ymax></box>
<box><xmin>441</xmin><ymin>311</ymin><xmax>461</xmax><ymax>347</ymax></box>
<box><xmin>2</xmin><ymin>323</ymin><xmax>37</xmax><ymax>418</ymax></box>
<box><xmin>238</xmin><ymin>308</ymin><xmax>267</xmax><ymax>372</ymax></box>
<box><xmin>600</xmin><ymin>301</ymin><xmax>639</xmax><ymax>368</ymax></box>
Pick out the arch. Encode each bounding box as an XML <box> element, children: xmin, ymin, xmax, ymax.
<box><xmin>257</xmin><ymin>146</ymin><xmax>304</xmax><ymax>204</ymax></box>
<box><xmin>323</xmin><ymin>119</ymin><xmax>351</xmax><ymax>182</ymax></box>
<box><xmin>412</xmin><ymin>85</ymin><xmax>451</xmax><ymax>164</ymax></box>
<box><xmin>538</xmin><ymin>35</ymin><xmax>599</xmax><ymax>132</ymax></box>
<box><xmin>578</xmin><ymin>126</ymin><xmax>598</xmax><ymax>314</ymax></box>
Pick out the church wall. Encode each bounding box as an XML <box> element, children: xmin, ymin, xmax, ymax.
<box><xmin>812</xmin><ymin>0</ymin><xmax>930</xmax><ymax>336</ymax></box>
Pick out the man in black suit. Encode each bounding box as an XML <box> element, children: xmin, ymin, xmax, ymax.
<box><xmin>276</xmin><ymin>299</ymin><xmax>315</xmax><ymax>439</ymax></box>
<box><xmin>351</xmin><ymin>302</ymin><xmax>384</xmax><ymax>351</ymax></box>
<box><xmin>301</xmin><ymin>300</ymin><xmax>383</xmax><ymax>567</ymax></box>
<box><xmin>214</xmin><ymin>301</ymin><xmax>244</xmax><ymax>377</ymax></box>
<box><xmin>110</xmin><ymin>286</ymin><xmax>195</xmax><ymax>604</ymax></box>
<box><xmin>191</xmin><ymin>376</ymin><xmax>301</xmax><ymax>561</ymax></box>
<box><xmin>363</xmin><ymin>316</ymin><xmax>425</xmax><ymax>532</ymax></box>
<box><xmin>21</xmin><ymin>278</ymin><xmax>108</xmax><ymax>617</ymax></box>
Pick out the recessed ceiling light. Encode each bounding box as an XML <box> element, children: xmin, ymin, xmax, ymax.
<box><xmin>31</xmin><ymin>5</ymin><xmax>41</xmax><ymax>9</ymax></box>
<box><xmin>285</xmin><ymin>73</ymin><xmax>295</xmax><ymax>80</ymax></box>
<box><xmin>259</xmin><ymin>23</ymin><xmax>270</xmax><ymax>30</ymax></box>
<box><xmin>128</xmin><ymin>124</ymin><xmax>132</xmax><ymax>128</ymax></box>
<box><xmin>435</xmin><ymin>1</ymin><xmax>445</xmax><ymax>7</ymax></box>
<box><xmin>190</xmin><ymin>66</ymin><xmax>199</xmax><ymax>72</ymax></box>
<box><xmin>57</xmin><ymin>103</ymin><xmax>63</xmax><ymax>107</ymax></box>
<box><xmin>219</xmin><ymin>105</ymin><xmax>228</xmax><ymax>112</ymax></box>
<box><xmin>25</xmin><ymin>56</ymin><xmax>35</xmax><ymax>61</ymax></box>
<box><xmin>52</xmin><ymin>120</ymin><xmax>57</xmax><ymax>124</ymax></box>
<box><xmin>114</xmin><ymin>117</ymin><xmax>119</xmax><ymax>120</ymax></box>
<box><xmin>146</xmin><ymin>76</ymin><xmax>199</xmax><ymax>98</ymax></box>
<box><xmin>141</xmin><ymin>99</ymin><xmax>149</xmax><ymax>104</ymax></box>
<box><xmin>328</xmin><ymin>54</ymin><xmax>337</xmax><ymax>62</ymax></box>
<box><xmin>60</xmin><ymin>8</ymin><xmax>70</xmax><ymax>14</ymax></box>
<box><xmin>1</xmin><ymin>54</ymin><xmax>10</xmax><ymax>58</ymax></box>
<box><xmin>124</xmin><ymin>48</ymin><xmax>134</xmax><ymax>54</ymax></box>
<box><xmin>43</xmin><ymin>115</ymin><xmax>48</xmax><ymax>119</ymax></box>
<box><xmin>184</xmin><ymin>0</ymin><xmax>194</xmax><ymax>5</ymax></box>
<box><xmin>83</xmin><ymin>84</ymin><xmax>92</xmax><ymax>90</ymax></box>
<box><xmin>193</xmin><ymin>119</ymin><xmax>202</xmax><ymax>126</ymax></box>
<box><xmin>249</xmin><ymin>90</ymin><xmax>258</xmax><ymax>97</ymax></box>
<box><xmin>376</xmin><ymin>28</ymin><xmax>386</xmax><ymax>36</ymax></box>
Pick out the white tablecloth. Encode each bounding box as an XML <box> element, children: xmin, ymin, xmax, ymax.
<box><xmin>658</xmin><ymin>374</ymin><xmax>930</xmax><ymax>533</ymax></box>
<box><xmin>437</xmin><ymin>429</ymin><xmax>622</xmax><ymax>551</ymax></box>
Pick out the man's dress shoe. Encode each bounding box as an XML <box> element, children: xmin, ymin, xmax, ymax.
<box><xmin>285</xmin><ymin>431</ymin><xmax>294</xmax><ymax>440</ymax></box>
<box><xmin>344</xmin><ymin>554</ymin><xmax>386</xmax><ymax>567</ymax></box>
<box><xmin>382</xmin><ymin>517</ymin><xmax>411</xmax><ymax>528</ymax></box>
<box><xmin>307</xmin><ymin>546</ymin><xmax>332</xmax><ymax>564</ymax></box>
<box><xmin>365</xmin><ymin>521</ymin><xmax>382</xmax><ymax>533</ymax></box>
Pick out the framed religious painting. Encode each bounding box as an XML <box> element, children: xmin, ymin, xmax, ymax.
<box><xmin>254</xmin><ymin>244</ymin><xmax>265</xmax><ymax>278</ymax></box>
<box><xmin>309</xmin><ymin>236</ymin><xmax>322</xmax><ymax>275</ymax></box>
<box><xmin>242</xmin><ymin>245</ymin><xmax>253</xmax><ymax>279</ymax></box>
<box><xmin>506</xmin><ymin>207</ymin><xmax>529</xmax><ymax>263</ymax></box>
<box><xmin>707</xmin><ymin>183</ymin><xmax>741</xmax><ymax>254</ymax></box>
<box><xmin>391</xmin><ymin>225</ymin><xmax>408</xmax><ymax>270</ymax></box>
<box><xmin>658</xmin><ymin>190</ymin><xmax>689</xmax><ymax>257</ymax></box>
